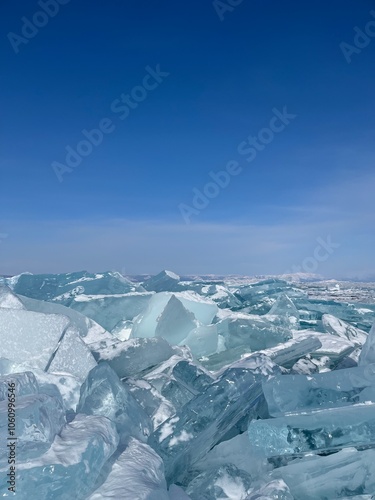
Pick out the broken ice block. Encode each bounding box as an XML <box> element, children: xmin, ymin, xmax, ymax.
<box><xmin>0</xmin><ymin>414</ymin><xmax>119</xmax><ymax>499</ymax></box>
<box><xmin>19</xmin><ymin>293</ymin><xmax>112</xmax><ymax>345</ymax></box>
<box><xmin>183</xmin><ymin>324</ymin><xmax>218</xmax><ymax>357</ymax></box>
<box><xmin>267</xmin><ymin>294</ymin><xmax>300</xmax><ymax>327</ymax></box>
<box><xmin>143</xmin><ymin>355</ymin><xmax>214</xmax><ymax>410</ymax></box>
<box><xmin>217</xmin><ymin>312</ymin><xmax>292</xmax><ymax>351</ymax></box>
<box><xmin>125</xmin><ymin>378</ymin><xmax>176</xmax><ymax>429</ymax></box>
<box><xmin>0</xmin><ymin>284</ymin><xmax>25</xmax><ymax>309</ymax></box>
<box><xmin>0</xmin><ymin>393</ymin><xmax>65</xmax><ymax>464</ymax></box>
<box><xmin>148</xmin><ymin>354</ymin><xmax>280</xmax><ymax>484</ymax></box>
<box><xmin>194</xmin><ymin>432</ymin><xmax>257</xmax><ymax>477</ymax></box>
<box><xmin>186</xmin><ymin>464</ymin><xmax>252</xmax><ymax>500</ymax></box>
<box><xmin>48</xmin><ymin>325</ymin><xmax>97</xmax><ymax>382</ymax></box>
<box><xmin>0</xmin><ymin>309</ymin><xmax>70</xmax><ymax>370</ymax></box>
<box><xmin>235</xmin><ymin>279</ymin><xmax>303</xmax><ymax>315</ymax></box>
<box><xmin>70</xmin><ymin>291</ymin><xmax>152</xmax><ymax>332</ymax></box>
<box><xmin>132</xmin><ymin>291</ymin><xmax>218</xmax><ymax>339</ymax></box>
<box><xmin>294</xmin><ymin>330</ymin><xmax>355</xmax><ymax>366</ymax></box>
<box><xmin>359</xmin><ymin>322</ymin><xmax>375</xmax><ymax>366</ymax></box>
<box><xmin>201</xmin><ymin>283</ymin><xmax>243</xmax><ymax>309</ymax></box>
<box><xmin>88</xmin><ymin>438</ymin><xmax>169</xmax><ymax>500</ymax></box>
<box><xmin>155</xmin><ymin>295</ymin><xmax>198</xmax><ymax>344</ymax></box>
<box><xmin>77</xmin><ymin>363</ymin><xmax>152</xmax><ymax>443</ymax></box>
<box><xmin>160</xmin><ymin>359</ymin><xmax>215</xmax><ymax>409</ymax></box>
<box><xmin>258</xmin><ymin>334</ymin><xmax>322</xmax><ymax>368</ymax></box>
<box><xmin>142</xmin><ymin>269</ymin><xmax>182</xmax><ymax>292</ymax></box>
<box><xmin>90</xmin><ymin>336</ymin><xmax>174</xmax><ymax>378</ymax></box>
<box><xmin>263</xmin><ymin>363</ymin><xmax>375</xmax><ymax>416</ymax></box>
<box><xmin>270</xmin><ymin>447</ymin><xmax>375</xmax><ymax>499</ymax></box>
<box><xmin>247</xmin><ymin>403</ymin><xmax>375</xmax><ymax>458</ymax></box>
<box><xmin>322</xmin><ymin>314</ymin><xmax>367</xmax><ymax>345</ymax></box>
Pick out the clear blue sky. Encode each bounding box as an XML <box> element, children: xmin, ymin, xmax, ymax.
<box><xmin>1</xmin><ymin>0</ymin><xmax>374</xmax><ymax>277</ymax></box>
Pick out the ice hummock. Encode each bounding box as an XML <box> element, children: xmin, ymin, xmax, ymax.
<box><xmin>142</xmin><ymin>269</ymin><xmax>182</xmax><ymax>293</ymax></box>
<box><xmin>1</xmin><ymin>270</ymin><xmax>375</xmax><ymax>498</ymax></box>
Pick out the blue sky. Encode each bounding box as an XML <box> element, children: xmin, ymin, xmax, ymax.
<box><xmin>1</xmin><ymin>0</ymin><xmax>374</xmax><ymax>277</ymax></box>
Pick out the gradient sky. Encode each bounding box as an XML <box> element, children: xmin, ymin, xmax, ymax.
<box><xmin>1</xmin><ymin>0</ymin><xmax>374</xmax><ymax>277</ymax></box>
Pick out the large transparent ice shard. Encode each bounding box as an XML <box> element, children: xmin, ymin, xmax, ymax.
<box><xmin>0</xmin><ymin>394</ymin><xmax>65</xmax><ymax>464</ymax></box>
<box><xmin>90</xmin><ymin>336</ymin><xmax>174</xmax><ymax>378</ymax></box>
<box><xmin>132</xmin><ymin>291</ymin><xmax>218</xmax><ymax>339</ymax></box>
<box><xmin>148</xmin><ymin>354</ymin><xmax>279</xmax><ymax>484</ymax></box>
<box><xmin>125</xmin><ymin>378</ymin><xmax>176</xmax><ymax>429</ymax></box>
<box><xmin>247</xmin><ymin>403</ymin><xmax>375</xmax><ymax>458</ymax></box>
<box><xmin>77</xmin><ymin>363</ymin><xmax>152</xmax><ymax>443</ymax></box>
<box><xmin>155</xmin><ymin>295</ymin><xmax>198</xmax><ymax>344</ymax></box>
<box><xmin>141</xmin><ymin>354</ymin><xmax>212</xmax><ymax>410</ymax></box>
<box><xmin>185</xmin><ymin>464</ymin><xmax>252</xmax><ymax>500</ymax></box>
<box><xmin>263</xmin><ymin>363</ymin><xmax>375</xmax><ymax>416</ymax></box>
<box><xmin>0</xmin><ymin>309</ymin><xmax>70</xmax><ymax>370</ymax></box>
<box><xmin>48</xmin><ymin>325</ymin><xmax>97</xmax><ymax>382</ymax></box>
<box><xmin>70</xmin><ymin>292</ymin><xmax>152</xmax><ymax>332</ymax></box>
<box><xmin>159</xmin><ymin>359</ymin><xmax>215</xmax><ymax>409</ymax></box>
<box><xmin>217</xmin><ymin>312</ymin><xmax>293</xmax><ymax>351</ymax></box>
<box><xmin>322</xmin><ymin>314</ymin><xmax>367</xmax><ymax>345</ymax></box>
<box><xmin>88</xmin><ymin>438</ymin><xmax>169</xmax><ymax>500</ymax></box>
<box><xmin>270</xmin><ymin>447</ymin><xmax>375</xmax><ymax>499</ymax></box>
<box><xmin>0</xmin><ymin>414</ymin><xmax>119</xmax><ymax>499</ymax></box>
<box><xmin>267</xmin><ymin>294</ymin><xmax>300</xmax><ymax>327</ymax></box>
<box><xmin>142</xmin><ymin>270</ymin><xmax>182</xmax><ymax>293</ymax></box>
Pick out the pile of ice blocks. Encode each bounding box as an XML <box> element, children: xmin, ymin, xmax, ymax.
<box><xmin>0</xmin><ymin>270</ymin><xmax>375</xmax><ymax>499</ymax></box>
